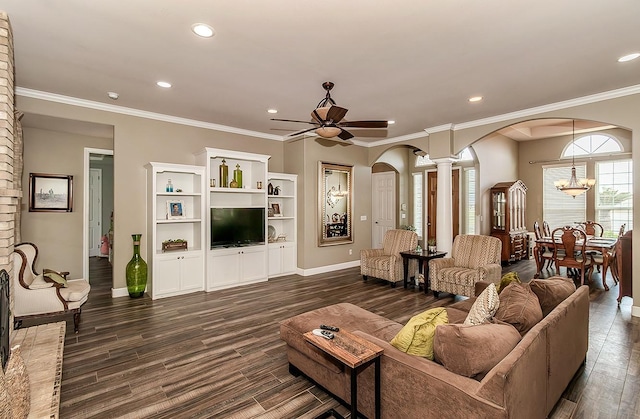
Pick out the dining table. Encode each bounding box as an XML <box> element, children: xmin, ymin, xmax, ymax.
<box><xmin>533</xmin><ymin>236</ymin><xmax>618</xmax><ymax>290</ymax></box>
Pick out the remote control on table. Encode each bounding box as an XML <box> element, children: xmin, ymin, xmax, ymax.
<box><xmin>312</xmin><ymin>329</ymin><xmax>334</xmax><ymax>339</ymax></box>
<box><xmin>320</xmin><ymin>324</ymin><xmax>339</xmax><ymax>332</ymax></box>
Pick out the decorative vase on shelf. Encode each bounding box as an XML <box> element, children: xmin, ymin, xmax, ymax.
<box><xmin>268</xmin><ymin>183</ymin><xmax>274</xmax><ymax>195</ymax></box>
<box><xmin>229</xmin><ymin>178</ymin><xmax>238</xmax><ymax>188</ymax></box>
<box><xmin>219</xmin><ymin>159</ymin><xmax>228</xmax><ymax>187</ymax></box>
<box><xmin>233</xmin><ymin>164</ymin><xmax>243</xmax><ymax>188</ymax></box>
<box><xmin>126</xmin><ymin>234</ymin><xmax>147</xmax><ymax>298</ymax></box>
<box><xmin>274</xmin><ymin>186</ymin><xmax>280</xmax><ymax>195</ymax></box>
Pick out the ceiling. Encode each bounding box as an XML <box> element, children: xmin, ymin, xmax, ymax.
<box><xmin>3</xmin><ymin>1</ymin><xmax>640</xmax><ymax>145</ymax></box>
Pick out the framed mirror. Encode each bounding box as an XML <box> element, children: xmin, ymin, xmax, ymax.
<box><xmin>319</xmin><ymin>162</ymin><xmax>353</xmax><ymax>246</ymax></box>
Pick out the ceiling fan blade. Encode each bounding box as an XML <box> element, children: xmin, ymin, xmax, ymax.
<box><xmin>338</xmin><ymin>129</ymin><xmax>354</xmax><ymax>141</ymax></box>
<box><xmin>325</xmin><ymin>106</ymin><xmax>348</xmax><ymax>123</ymax></box>
<box><xmin>288</xmin><ymin>126</ymin><xmax>319</xmax><ymax>136</ymax></box>
<box><xmin>339</xmin><ymin>120</ymin><xmax>389</xmax><ymax>129</ymax></box>
<box><xmin>271</xmin><ymin>118</ymin><xmax>317</xmax><ymax>125</ymax></box>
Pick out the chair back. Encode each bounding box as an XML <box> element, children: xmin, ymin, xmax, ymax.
<box><xmin>542</xmin><ymin>221</ymin><xmax>551</xmax><ymax>237</ymax></box>
<box><xmin>12</xmin><ymin>242</ymin><xmax>39</xmax><ymax>288</ymax></box>
<box><xmin>582</xmin><ymin>221</ymin><xmax>603</xmax><ymax>237</ymax></box>
<box><xmin>618</xmin><ymin>223</ymin><xmax>626</xmax><ymax>237</ymax></box>
<box><xmin>451</xmin><ymin>234</ymin><xmax>502</xmax><ymax>269</ymax></box>
<box><xmin>533</xmin><ymin>221</ymin><xmax>543</xmax><ymax>240</ymax></box>
<box><xmin>552</xmin><ymin>226</ymin><xmax>587</xmax><ymax>262</ymax></box>
<box><xmin>382</xmin><ymin>229</ymin><xmax>418</xmax><ymax>256</ymax></box>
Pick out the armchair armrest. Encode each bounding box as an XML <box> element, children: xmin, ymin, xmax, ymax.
<box><xmin>477</xmin><ymin>263</ymin><xmax>502</xmax><ymax>283</ymax></box>
<box><xmin>361</xmin><ymin>248</ymin><xmax>384</xmax><ymax>258</ymax></box>
<box><xmin>429</xmin><ymin>257</ymin><xmax>455</xmax><ymax>270</ymax></box>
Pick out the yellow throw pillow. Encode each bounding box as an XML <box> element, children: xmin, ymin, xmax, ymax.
<box><xmin>43</xmin><ymin>271</ymin><xmax>68</xmax><ymax>287</ymax></box>
<box><xmin>390</xmin><ymin>307</ymin><xmax>448</xmax><ymax>359</ymax></box>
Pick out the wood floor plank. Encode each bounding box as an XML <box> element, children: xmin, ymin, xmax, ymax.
<box><xmin>48</xmin><ymin>257</ymin><xmax>639</xmax><ymax>418</ymax></box>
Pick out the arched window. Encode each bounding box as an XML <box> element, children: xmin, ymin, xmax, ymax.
<box><xmin>562</xmin><ymin>134</ymin><xmax>622</xmax><ymax>157</ymax></box>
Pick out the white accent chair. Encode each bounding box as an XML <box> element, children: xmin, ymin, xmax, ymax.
<box><xmin>12</xmin><ymin>242</ymin><xmax>91</xmax><ymax>333</ymax></box>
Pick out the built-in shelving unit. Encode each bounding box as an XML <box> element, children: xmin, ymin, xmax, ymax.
<box><xmin>145</xmin><ymin>162</ymin><xmax>205</xmax><ymax>299</ymax></box>
<box><xmin>267</xmin><ymin>172</ymin><xmax>298</xmax><ymax>277</ymax></box>
<box><xmin>195</xmin><ymin>148</ymin><xmax>270</xmax><ymax>291</ymax></box>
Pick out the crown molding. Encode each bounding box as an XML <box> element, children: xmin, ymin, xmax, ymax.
<box><xmin>369</xmin><ymin>83</ymin><xmax>640</xmax><ymax>147</ymax></box>
<box><xmin>453</xmin><ymin>84</ymin><xmax>640</xmax><ymax>131</ymax></box>
<box><xmin>15</xmin><ymin>87</ymin><xmax>284</xmax><ymax>141</ymax></box>
<box><xmin>367</xmin><ymin>131</ymin><xmax>429</xmax><ymax>147</ymax></box>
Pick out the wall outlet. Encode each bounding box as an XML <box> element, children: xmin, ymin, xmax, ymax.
<box><xmin>349</xmin><ymin>249</ymin><xmax>353</xmax><ymax>255</ymax></box>
<box><xmin>360</xmin><ymin>215</ymin><xmax>367</xmax><ymax>221</ymax></box>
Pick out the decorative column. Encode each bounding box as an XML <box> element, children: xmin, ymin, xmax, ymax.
<box><xmin>432</xmin><ymin>158</ymin><xmax>455</xmax><ymax>255</ymax></box>
<box><xmin>0</xmin><ymin>11</ymin><xmax>21</xmax><ymax>334</ymax></box>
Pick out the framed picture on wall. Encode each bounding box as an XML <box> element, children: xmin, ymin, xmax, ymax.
<box><xmin>28</xmin><ymin>173</ymin><xmax>73</xmax><ymax>212</ymax></box>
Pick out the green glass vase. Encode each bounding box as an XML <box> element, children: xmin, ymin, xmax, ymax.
<box><xmin>126</xmin><ymin>234</ymin><xmax>147</xmax><ymax>298</ymax></box>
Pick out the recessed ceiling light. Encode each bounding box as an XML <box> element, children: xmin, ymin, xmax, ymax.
<box><xmin>192</xmin><ymin>23</ymin><xmax>215</xmax><ymax>38</ymax></box>
<box><xmin>387</xmin><ymin>120</ymin><xmax>395</xmax><ymax>125</ymax></box>
<box><xmin>107</xmin><ymin>91</ymin><xmax>119</xmax><ymax>100</ymax></box>
<box><xmin>468</xmin><ymin>96</ymin><xmax>483</xmax><ymax>102</ymax></box>
<box><xmin>618</xmin><ymin>52</ymin><xmax>640</xmax><ymax>62</ymax></box>
<box><xmin>267</xmin><ymin>109</ymin><xmax>278</xmax><ymax>114</ymax></box>
<box><xmin>157</xmin><ymin>81</ymin><xmax>172</xmax><ymax>88</ymax></box>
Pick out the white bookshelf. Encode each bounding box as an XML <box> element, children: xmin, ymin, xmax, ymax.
<box><xmin>267</xmin><ymin>172</ymin><xmax>298</xmax><ymax>277</ymax></box>
<box><xmin>145</xmin><ymin>162</ymin><xmax>205</xmax><ymax>299</ymax></box>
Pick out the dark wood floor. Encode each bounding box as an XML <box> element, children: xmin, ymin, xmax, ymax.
<box><xmin>50</xmin><ymin>257</ymin><xmax>638</xmax><ymax>418</ymax></box>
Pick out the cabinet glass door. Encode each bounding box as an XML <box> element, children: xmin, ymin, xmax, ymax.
<box><xmin>493</xmin><ymin>191</ymin><xmax>506</xmax><ymax>230</ymax></box>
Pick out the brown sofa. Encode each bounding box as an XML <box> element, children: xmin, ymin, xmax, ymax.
<box><xmin>280</xmin><ymin>281</ymin><xmax>589</xmax><ymax>418</ymax></box>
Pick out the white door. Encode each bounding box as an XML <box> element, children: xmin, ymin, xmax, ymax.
<box><xmin>88</xmin><ymin>168</ymin><xmax>102</xmax><ymax>257</ymax></box>
<box><xmin>371</xmin><ymin>172</ymin><xmax>396</xmax><ymax>248</ymax></box>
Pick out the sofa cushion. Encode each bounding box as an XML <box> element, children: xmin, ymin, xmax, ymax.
<box><xmin>434</xmin><ymin>322</ymin><xmax>521</xmax><ymax>378</ymax></box>
<box><xmin>464</xmin><ymin>283</ymin><xmax>499</xmax><ymax>325</ymax></box>
<box><xmin>529</xmin><ymin>277</ymin><xmax>576</xmax><ymax>317</ymax></box>
<box><xmin>390</xmin><ymin>307</ymin><xmax>448</xmax><ymax>359</ymax></box>
<box><xmin>494</xmin><ymin>283</ymin><xmax>543</xmax><ymax>335</ymax></box>
<box><xmin>445</xmin><ymin>307</ymin><xmax>470</xmax><ymax>325</ymax></box>
<box><xmin>497</xmin><ymin>271</ymin><xmax>521</xmax><ymax>294</ymax></box>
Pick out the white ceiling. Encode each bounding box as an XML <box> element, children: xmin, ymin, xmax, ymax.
<box><xmin>3</xmin><ymin>1</ymin><xmax>640</xmax><ymax>144</ymax></box>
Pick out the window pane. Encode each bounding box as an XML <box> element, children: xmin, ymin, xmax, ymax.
<box><xmin>563</xmin><ymin>134</ymin><xmax>622</xmax><ymax>157</ymax></box>
<box><xmin>543</xmin><ymin>164</ymin><xmax>586</xmax><ymax>229</ymax></box>
<box><xmin>412</xmin><ymin>173</ymin><xmax>423</xmax><ymax>237</ymax></box>
<box><xmin>465</xmin><ymin>168</ymin><xmax>476</xmax><ymax>234</ymax></box>
<box><xmin>596</xmin><ymin>159</ymin><xmax>633</xmax><ymax>237</ymax></box>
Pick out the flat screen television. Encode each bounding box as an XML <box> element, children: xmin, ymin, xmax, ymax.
<box><xmin>211</xmin><ymin>207</ymin><xmax>265</xmax><ymax>248</ymax></box>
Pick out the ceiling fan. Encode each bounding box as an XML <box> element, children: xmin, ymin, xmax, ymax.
<box><xmin>271</xmin><ymin>82</ymin><xmax>388</xmax><ymax>141</ymax></box>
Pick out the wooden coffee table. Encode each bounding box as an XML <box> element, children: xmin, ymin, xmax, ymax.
<box><xmin>304</xmin><ymin>329</ymin><xmax>383</xmax><ymax>419</ymax></box>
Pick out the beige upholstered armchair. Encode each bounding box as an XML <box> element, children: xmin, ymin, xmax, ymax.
<box><xmin>429</xmin><ymin>234</ymin><xmax>502</xmax><ymax>298</ymax></box>
<box><xmin>360</xmin><ymin>229</ymin><xmax>418</xmax><ymax>287</ymax></box>
<box><xmin>12</xmin><ymin>242</ymin><xmax>91</xmax><ymax>333</ymax></box>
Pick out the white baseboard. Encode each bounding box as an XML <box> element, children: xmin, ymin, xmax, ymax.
<box><xmin>632</xmin><ymin>304</ymin><xmax>640</xmax><ymax>318</ymax></box>
<box><xmin>111</xmin><ymin>287</ymin><xmax>130</xmax><ymax>298</ymax></box>
<box><xmin>298</xmin><ymin>260</ymin><xmax>361</xmax><ymax>277</ymax></box>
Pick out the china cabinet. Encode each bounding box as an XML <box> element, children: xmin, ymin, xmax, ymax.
<box><xmin>490</xmin><ymin>180</ymin><xmax>528</xmax><ymax>263</ymax></box>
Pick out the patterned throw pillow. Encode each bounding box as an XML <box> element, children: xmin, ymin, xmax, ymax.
<box><xmin>390</xmin><ymin>307</ymin><xmax>448</xmax><ymax>359</ymax></box>
<box><xmin>5</xmin><ymin>345</ymin><xmax>30</xmax><ymax>418</ymax></box>
<box><xmin>464</xmin><ymin>283</ymin><xmax>500</xmax><ymax>325</ymax></box>
<box><xmin>497</xmin><ymin>271</ymin><xmax>521</xmax><ymax>294</ymax></box>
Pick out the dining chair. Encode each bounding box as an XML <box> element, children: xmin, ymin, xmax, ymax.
<box><xmin>595</xmin><ymin>223</ymin><xmax>626</xmax><ymax>288</ymax></box>
<box><xmin>552</xmin><ymin>226</ymin><xmax>593</xmax><ymax>286</ymax></box>
<box><xmin>542</xmin><ymin>220</ymin><xmax>551</xmax><ymax>237</ymax></box>
<box><xmin>581</xmin><ymin>221</ymin><xmax>604</xmax><ymax>237</ymax></box>
<box><xmin>533</xmin><ymin>221</ymin><xmax>553</xmax><ymax>270</ymax></box>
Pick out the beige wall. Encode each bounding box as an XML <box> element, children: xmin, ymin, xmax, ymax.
<box><xmin>471</xmin><ymin>134</ymin><xmax>519</xmax><ymax>235</ymax></box>
<box><xmin>373</xmin><ymin>146</ymin><xmax>411</xmax><ymax>228</ymax></box>
<box><xmin>17</xmin><ymin>96</ymin><xmax>284</xmax><ymax>289</ymax></box>
<box><xmin>21</xmin><ymin>127</ymin><xmax>112</xmax><ymax>277</ymax></box>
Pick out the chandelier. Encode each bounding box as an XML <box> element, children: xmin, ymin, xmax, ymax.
<box><xmin>554</xmin><ymin>120</ymin><xmax>596</xmax><ymax>198</ymax></box>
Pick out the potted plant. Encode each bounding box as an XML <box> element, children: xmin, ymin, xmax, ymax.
<box><xmin>427</xmin><ymin>238</ymin><xmax>437</xmax><ymax>253</ymax></box>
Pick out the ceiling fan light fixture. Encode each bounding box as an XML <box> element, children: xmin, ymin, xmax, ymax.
<box><xmin>315</xmin><ymin>126</ymin><xmax>341</xmax><ymax>138</ymax></box>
